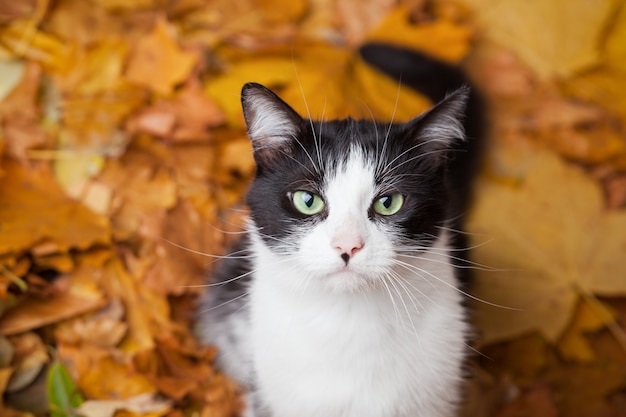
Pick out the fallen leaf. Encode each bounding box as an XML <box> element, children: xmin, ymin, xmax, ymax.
<box><xmin>207</xmin><ymin>44</ymin><xmax>433</xmax><ymax>125</ymax></box>
<box><xmin>544</xmin><ymin>361</ymin><xmax>626</xmax><ymax>417</ymax></box>
<box><xmin>75</xmin><ymin>393</ymin><xmax>171</xmax><ymax>417</ymax></box>
<box><xmin>558</xmin><ymin>296</ymin><xmax>616</xmax><ymax>361</ymax></box>
<box><xmin>479</xmin><ymin>332</ymin><xmax>555</xmax><ymax>386</ymax></box>
<box><xmin>336</xmin><ymin>0</ymin><xmax>395</xmax><ymax>46</ymax></box>
<box><xmin>366</xmin><ymin>5</ymin><xmax>473</xmax><ymax>63</ymax></box>
<box><xmin>47</xmin><ymin>360</ymin><xmax>83</xmax><ymax>417</ymax></box>
<box><xmin>141</xmin><ymin>198</ymin><xmax>225</xmax><ymax>296</ymax></box>
<box><xmin>0</xmin><ymin>159</ymin><xmax>110</xmax><ymax>255</ymax></box>
<box><xmin>0</xmin><ymin>1</ymin><xmax>38</xmax><ymax>24</ymax></box>
<box><xmin>127</xmin><ymin>81</ymin><xmax>225</xmax><ymax>142</ymax></box>
<box><xmin>100</xmin><ymin>259</ymin><xmax>157</xmax><ymax>353</ymax></box>
<box><xmin>0</xmin><ymin>251</ymin><xmax>107</xmax><ymax>334</ymax></box>
<box><xmin>0</xmin><ymin>20</ymin><xmax>76</xmax><ymax>73</ymax></box>
<box><xmin>124</xmin><ymin>18</ymin><xmax>197</xmax><ymax>96</ymax></box>
<box><xmin>462</xmin><ymin>0</ymin><xmax>621</xmax><ymax>79</ymax></box>
<box><xmin>468</xmin><ymin>142</ymin><xmax>626</xmax><ymax>344</ymax></box>
<box><xmin>528</xmin><ymin>96</ymin><xmax>626</xmax><ymax>166</ymax></box>
<box><xmin>0</xmin><ymin>61</ymin><xmax>50</xmax><ymax>161</ymax></box>
<box><xmin>43</xmin><ymin>0</ymin><xmax>155</xmax><ymax>46</ymax></box>
<box><xmin>562</xmin><ymin>2</ymin><xmax>626</xmax><ymax>125</ymax></box>
<box><xmin>54</xmin><ymin>299</ymin><xmax>128</xmax><ymax>348</ymax></box>
<box><xmin>5</xmin><ymin>333</ymin><xmax>48</xmax><ymax>393</ymax></box>
<box><xmin>495</xmin><ymin>385</ymin><xmax>559</xmax><ymax>417</ymax></box>
<box><xmin>0</xmin><ymin>286</ymin><xmax>106</xmax><ymax>336</ymax></box>
<box><xmin>78</xmin><ymin>353</ymin><xmax>155</xmax><ymax>401</ymax></box>
<box><xmin>0</xmin><ymin>366</ymin><xmax>13</xmax><ymax>399</ymax></box>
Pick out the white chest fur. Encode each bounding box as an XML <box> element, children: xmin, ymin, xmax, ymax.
<box><xmin>248</xmin><ymin>233</ymin><xmax>468</xmax><ymax>417</ymax></box>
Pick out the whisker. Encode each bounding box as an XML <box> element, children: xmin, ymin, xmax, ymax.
<box><xmin>160</xmin><ymin>238</ymin><xmax>250</xmax><ymax>259</ymax></box>
<box><xmin>199</xmin><ymin>291</ymin><xmax>250</xmax><ymax>313</ymax></box>
<box><xmin>292</xmin><ymin>56</ymin><xmax>322</xmax><ymax>175</ymax></box>
<box><xmin>392</xmin><ymin>258</ymin><xmax>521</xmax><ymax>311</ymax></box>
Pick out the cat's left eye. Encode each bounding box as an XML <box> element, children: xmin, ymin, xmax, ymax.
<box><xmin>373</xmin><ymin>193</ymin><xmax>404</xmax><ymax>216</ymax></box>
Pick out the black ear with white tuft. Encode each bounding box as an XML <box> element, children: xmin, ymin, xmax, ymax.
<box><xmin>403</xmin><ymin>86</ymin><xmax>470</xmax><ymax>161</ymax></box>
<box><xmin>241</xmin><ymin>83</ymin><xmax>303</xmax><ymax>165</ymax></box>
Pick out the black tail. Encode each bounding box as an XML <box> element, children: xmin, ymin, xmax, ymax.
<box><xmin>360</xmin><ymin>42</ymin><xmax>485</xmax><ymax>284</ymax></box>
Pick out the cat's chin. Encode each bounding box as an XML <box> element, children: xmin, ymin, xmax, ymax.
<box><xmin>321</xmin><ymin>268</ymin><xmax>376</xmax><ymax>294</ymax></box>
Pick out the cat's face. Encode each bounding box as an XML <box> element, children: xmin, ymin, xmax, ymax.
<box><xmin>242</xmin><ymin>83</ymin><xmax>468</xmax><ymax>293</ymax></box>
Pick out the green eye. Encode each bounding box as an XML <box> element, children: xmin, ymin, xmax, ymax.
<box><xmin>292</xmin><ymin>191</ymin><xmax>325</xmax><ymax>215</ymax></box>
<box><xmin>373</xmin><ymin>193</ymin><xmax>404</xmax><ymax>216</ymax></box>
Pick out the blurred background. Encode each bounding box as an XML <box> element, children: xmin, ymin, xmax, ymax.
<box><xmin>0</xmin><ymin>0</ymin><xmax>625</xmax><ymax>416</ymax></box>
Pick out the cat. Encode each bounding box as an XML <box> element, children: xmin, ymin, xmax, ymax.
<box><xmin>196</xmin><ymin>43</ymin><xmax>483</xmax><ymax>417</ymax></box>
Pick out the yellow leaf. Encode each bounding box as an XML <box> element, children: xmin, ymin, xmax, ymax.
<box><xmin>558</xmin><ymin>296</ymin><xmax>616</xmax><ymax>361</ymax></box>
<box><xmin>462</xmin><ymin>0</ymin><xmax>621</xmax><ymax>79</ymax></box>
<box><xmin>124</xmin><ymin>18</ymin><xmax>197</xmax><ymax>95</ymax></box>
<box><xmin>207</xmin><ymin>44</ymin><xmax>433</xmax><ymax>125</ymax></box>
<box><xmin>254</xmin><ymin>0</ymin><xmax>308</xmax><ymax>24</ymax></box>
<box><xmin>205</xmin><ymin>55</ymin><xmax>297</xmax><ymax>127</ymax></box>
<box><xmin>0</xmin><ymin>20</ymin><xmax>77</xmax><ymax>73</ymax></box>
<box><xmin>366</xmin><ymin>5</ymin><xmax>472</xmax><ymax>63</ymax></box>
<box><xmin>468</xmin><ymin>142</ymin><xmax>626</xmax><ymax>344</ymax></box>
<box><xmin>563</xmin><ymin>4</ymin><xmax>626</xmax><ymax>123</ymax></box>
<box><xmin>78</xmin><ymin>353</ymin><xmax>155</xmax><ymax>400</ymax></box>
<box><xmin>102</xmin><ymin>259</ymin><xmax>155</xmax><ymax>353</ymax></box>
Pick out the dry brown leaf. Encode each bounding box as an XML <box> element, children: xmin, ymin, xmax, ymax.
<box><xmin>54</xmin><ymin>299</ymin><xmax>128</xmax><ymax>348</ymax></box>
<box><xmin>530</xmin><ymin>97</ymin><xmax>626</xmax><ymax>165</ymax></box>
<box><xmin>78</xmin><ymin>353</ymin><xmax>156</xmax><ymax>400</ymax></box>
<box><xmin>100</xmin><ymin>259</ymin><xmax>160</xmax><ymax>353</ymax></box>
<box><xmin>336</xmin><ymin>0</ymin><xmax>395</xmax><ymax>46</ymax></box>
<box><xmin>0</xmin><ymin>264</ymin><xmax>107</xmax><ymax>335</ymax></box>
<box><xmin>127</xmin><ymin>81</ymin><xmax>225</xmax><ymax>143</ymax></box>
<box><xmin>0</xmin><ymin>1</ymin><xmax>38</xmax><ymax>24</ymax></box>
<box><xmin>5</xmin><ymin>333</ymin><xmax>47</xmax><ymax>393</ymax></box>
<box><xmin>76</xmin><ymin>393</ymin><xmax>171</xmax><ymax>417</ymax></box>
<box><xmin>0</xmin><ymin>159</ymin><xmax>110</xmax><ymax>255</ymax></box>
<box><xmin>544</xmin><ymin>361</ymin><xmax>626</xmax><ymax>417</ymax></box>
<box><xmin>0</xmin><ymin>61</ymin><xmax>50</xmax><ymax>161</ymax></box>
<box><xmin>141</xmin><ymin>198</ymin><xmax>225</xmax><ymax>296</ymax></box>
<box><xmin>468</xmin><ymin>142</ymin><xmax>626</xmax><ymax>344</ymax></box>
<box><xmin>479</xmin><ymin>332</ymin><xmax>555</xmax><ymax>386</ymax></box>
<box><xmin>124</xmin><ymin>18</ymin><xmax>197</xmax><ymax>96</ymax></box>
<box><xmin>43</xmin><ymin>0</ymin><xmax>156</xmax><ymax>46</ymax></box>
<box><xmin>495</xmin><ymin>385</ymin><xmax>559</xmax><ymax>417</ymax></box>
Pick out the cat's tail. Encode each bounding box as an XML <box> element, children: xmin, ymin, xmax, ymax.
<box><xmin>359</xmin><ymin>43</ymin><xmax>470</xmax><ymax>104</ymax></box>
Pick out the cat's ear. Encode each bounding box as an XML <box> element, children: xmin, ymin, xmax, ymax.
<box><xmin>241</xmin><ymin>83</ymin><xmax>303</xmax><ymax>163</ymax></box>
<box><xmin>404</xmin><ymin>86</ymin><xmax>469</xmax><ymax>159</ymax></box>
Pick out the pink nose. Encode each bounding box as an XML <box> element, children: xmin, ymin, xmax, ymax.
<box><xmin>332</xmin><ymin>237</ymin><xmax>364</xmax><ymax>263</ymax></box>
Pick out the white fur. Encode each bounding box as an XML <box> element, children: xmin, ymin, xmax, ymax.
<box><xmin>245</xmin><ymin>150</ymin><xmax>468</xmax><ymax>417</ymax></box>
<box><xmin>244</xmin><ymin>94</ymin><xmax>297</xmax><ymax>148</ymax></box>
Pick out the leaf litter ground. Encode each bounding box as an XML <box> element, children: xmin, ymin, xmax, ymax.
<box><xmin>0</xmin><ymin>1</ymin><xmax>625</xmax><ymax>416</ymax></box>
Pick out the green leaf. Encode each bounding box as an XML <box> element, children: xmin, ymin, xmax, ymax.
<box><xmin>47</xmin><ymin>361</ymin><xmax>84</xmax><ymax>417</ymax></box>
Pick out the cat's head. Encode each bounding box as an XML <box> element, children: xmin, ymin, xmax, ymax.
<box><xmin>242</xmin><ymin>82</ymin><xmax>468</xmax><ymax>293</ymax></box>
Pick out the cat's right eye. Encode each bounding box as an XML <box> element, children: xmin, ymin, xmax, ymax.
<box><xmin>291</xmin><ymin>191</ymin><xmax>325</xmax><ymax>215</ymax></box>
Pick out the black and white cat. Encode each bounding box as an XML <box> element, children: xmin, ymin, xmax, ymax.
<box><xmin>196</xmin><ymin>44</ymin><xmax>483</xmax><ymax>417</ymax></box>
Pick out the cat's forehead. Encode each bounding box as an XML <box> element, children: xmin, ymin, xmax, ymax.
<box><xmin>323</xmin><ymin>146</ymin><xmax>376</xmax><ymax>203</ymax></box>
